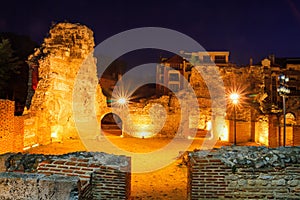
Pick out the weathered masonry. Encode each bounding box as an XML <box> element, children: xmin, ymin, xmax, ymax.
<box><xmin>188</xmin><ymin>146</ymin><xmax>300</xmax><ymax>199</ymax></box>
<box><xmin>0</xmin><ymin>152</ymin><xmax>131</xmax><ymax>199</ymax></box>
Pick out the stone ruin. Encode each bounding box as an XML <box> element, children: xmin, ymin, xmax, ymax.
<box><xmin>17</xmin><ymin>21</ymin><xmax>300</xmax><ymax>147</ymax></box>
<box><xmin>0</xmin><ymin>151</ymin><xmax>131</xmax><ymax>199</ymax></box>
<box><xmin>23</xmin><ymin>22</ymin><xmax>208</xmax><ymax>142</ymax></box>
<box><xmin>25</xmin><ymin>23</ymin><xmax>109</xmax><ymax>145</ymax></box>
<box><xmin>188</xmin><ymin>146</ymin><xmax>300</xmax><ymax>199</ymax></box>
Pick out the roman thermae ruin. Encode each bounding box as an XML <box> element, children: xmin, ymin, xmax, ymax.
<box><xmin>23</xmin><ymin>22</ymin><xmax>224</xmax><ymax>145</ymax></box>
<box><xmin>1</xmin><ymin>22</ymin><xmax>300</xmax><ymax>199</ymax></box>
<box><xmin>7</xmin><ymin>22</ymin><xmax>295</xmax><ymax>148</ymax></box>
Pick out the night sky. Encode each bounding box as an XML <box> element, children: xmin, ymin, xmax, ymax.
<box><xmin>1</xmin><ymin>0</ymin><xmax>300</xmax><ymax>65</ymax></box>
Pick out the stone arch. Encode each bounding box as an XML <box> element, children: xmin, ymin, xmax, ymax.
<box><xmin>279</xmin><ymin>112</ymin><xmax>296</xmax><ymax>146</ymax></box>
<box><xmin>100</xmin><ymin>112</ymin><xmax>123</xmax><ymax>136</ymax></box>
<box><xmin>286</xmin><ymin>112</ymin><xmax>296</xmax><ymax>125</ymax></box>
<box><xmin>280</xmin><ymin>112</ymin><xmax>296</xmax><ymax>125</ymax></box>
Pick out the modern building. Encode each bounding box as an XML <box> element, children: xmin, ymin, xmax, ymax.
<box><xmin>156</xmin><ymin>51</ymin><xmax>230</xmax><ymax>96</ymax></box>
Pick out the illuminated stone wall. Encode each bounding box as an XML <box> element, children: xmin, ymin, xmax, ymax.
<box><xmin>21</xmin><ymin>22</ymin><xmax>298</xmax><ymax>144</ymax></box>
<box><xmin>25</xmin><ymin>23</ymin><xmax>108</xmax><ymax>145</ymax></box>
<box><xmin>119</xmin><ymin>64</ymin><xmax>263</xmax><ymax>140</ymax></box>
<box><xmin>188</xmin><ymin>64</ymin><xmax>270</xmax><ymax>142</ymax></box>
<box><xmin>0</xmin><ymin>100</ymin><xmax>24</xmax><ymax>153</ymax></box>
<box><xmin>121</xmin><ymin>93</ymin><xmax>203</xmax><ymax>138</ymax></box>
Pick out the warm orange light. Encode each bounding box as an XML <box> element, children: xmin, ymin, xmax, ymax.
<box><xmin>219</xmin><ymin>123</ymin><xmax>229</xmax><ymax>141</ymax></box>
<box><xmin>229</xmin><ymin>93</ymin><xmax>239</xmax><ymax>104</ymax></box>
<box><xmin>51</xmin><ymin>131</ymin><xmax>58</xmax><ymax>138</ymax></box>
<box><xmin>206</xmin><ymin>120</ymin><xmax>212</xmax><ymax>131</ymax></box>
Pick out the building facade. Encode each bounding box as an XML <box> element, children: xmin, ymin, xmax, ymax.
<box><xmin>156</xmin><ymin>51</ymin><xmax>230</xmax><ymax>96</ymax></box>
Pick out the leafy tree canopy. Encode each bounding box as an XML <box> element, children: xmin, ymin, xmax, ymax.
<box><xmin>0</xmin><ymin>38</ymin><xmax>22</xmax><ymax>95</ymax></box>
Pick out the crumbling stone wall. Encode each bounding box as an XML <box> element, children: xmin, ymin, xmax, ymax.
<box><xmin>0</xmin><ymin>173</ymin><xmax>80</xmax><ymax>200</ymax></box>
<box><xmin>123</xmin><ymin>91</ymin><xmax>201</xmax><ymax>138</ymax></box>
<box><xmin>0</xmin><ymin>100</ymin><xmax>24</xmax><ymax>154</ymax></box>
<box><xmin>0</xmin><ymin>151</ymin><xmax>131</xmax><ymax>199</ymax></box>
<box><xmin>190</xmin><ymin>65</ymin><xmax>264</xmax><ymax>122</ymax></box>
<box><xmin>188</xmin><ymin>146</ymin><xmax>300</xmax><ymax>199</ymax></box>
<box><xmin>26</xmin><ymin>23</ymin><xmax>108</xmax><ymax>145</ymax></box>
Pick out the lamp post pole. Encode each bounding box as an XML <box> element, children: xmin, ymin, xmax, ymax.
<box><xmin>230</xmin><ymin>93</ymin><xmax>239</xmax><ymax>146</ymax></box>
<box><xmin>233</xmin><ymin>104</ymin><xmax>237</xmax><ymax>146</ymax></box>
<box><xmin>277</xmin><ymin>74</ymin><xmax>290</xmax><ymax>147</ymax></box>
<box><xmin>283</xmin><ymin>95</ymin><xmax>286</xmax><ymax>147</ymax></box>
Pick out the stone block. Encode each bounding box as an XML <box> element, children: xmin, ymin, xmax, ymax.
<box><xmin>38</xmin><ymin>174</ymin><xmax>80</xmax><ymax>200</ymax></box>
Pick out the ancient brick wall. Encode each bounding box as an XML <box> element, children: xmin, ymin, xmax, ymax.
<box><xmin>228</xmin><ymin>120</ymin><xmax>252</xmax><ymax>143</ymax></box>
<box><xmin>14</xmin><ymin>116</ymin><xmax>25</xmax><ymax>152</ymax></box>
<box><xmin>92</xmin><ymin>166</ymin><xmax>131</xmax><ymax>199</ymax></box>
<box><xmin>0</xmin><ymin>100</ymin><xmax>24</xmax><ymax>154</ymax></box>
<box><xmin>0</xmin><ymin>100</ymin><xmax>15</xmax><ymax>153</ymax></box>
<box><xmin>188</xmin><ymin>146</ymin><xmax>300</xmax><ymax>199</ymax></box>
<box><xmin>1</xmin><ymin>151</ymin><xmax>131</xmax><ymax>199</ymax></box>
<box><xmin>293</xmin><ymin>125</ymin><xmax>300</xmax><ymax>146</ymax></box>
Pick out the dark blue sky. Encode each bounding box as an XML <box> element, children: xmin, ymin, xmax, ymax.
<box><xmin>1</xmin><ymin>0</ymin><xmax>300</xmax><ymax>65</ymax></box>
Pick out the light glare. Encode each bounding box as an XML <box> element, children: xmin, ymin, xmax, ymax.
<box><xmin>229</xmin><ymin>93</ymin><xmax>239</xmax><ymax>104</ymax></box>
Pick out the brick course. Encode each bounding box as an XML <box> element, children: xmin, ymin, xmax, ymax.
<box><xmin>0</xmin><ymin>152</ymin><xmax>131</xmax><ymax>199</ymax></box>
<box><xmin>0</xmin><ymin>100</ymin><xmax>24</xmax><ymax>154</ymax></box>
<box><xmin>36</xmin><ymin>152</ymin><xmax>131</xmax><ymax>199</ymax></box>
<box><xmin>188</xmin><ymin>148</ymin><xmax>300</xmax><ymax>199</ymax></box>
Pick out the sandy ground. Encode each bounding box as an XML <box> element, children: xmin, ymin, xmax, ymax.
<box><xmin>26</xmin><ymin>132</ymin><xmax>258</xmax><ymax>199</ymax></box>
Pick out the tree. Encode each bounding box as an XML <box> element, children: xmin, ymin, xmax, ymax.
<box><xmin>0</xmin><ymin>33</ymin><xmax>37</xmax><ymax>115</ymax></box>
<box><xmin>0</xmin><ymin>38</ymin><xmax>22</xmax><ymax>98</ymax></box>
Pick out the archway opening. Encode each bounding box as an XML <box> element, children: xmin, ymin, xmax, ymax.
<box><xmin>280</xmin><ymin>112</ymin><xmax>296</xmax><ymax>146</ymax></box>
<box><xmin>101</xmin><ymin>113</ymin><xmax>122</xmax><ymax>136</ymax></box>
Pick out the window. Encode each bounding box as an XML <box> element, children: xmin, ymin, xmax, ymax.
<box><xmin>159</xmin><ymin>75</ymin><xmax>164</xmax><ymax>83</ymax></box>
<box><xmin>214</xmin><ymin>55</ymin><xmax>226</xmax><ymax>63</ymax></box>
<box><xmin>169</xmin><ymin>73</ymin><xmax>179</xmax><ymax>81</ymax></box>
<box><xmin>159</xmin><ymin>67</ymin><xmax>165</xmax><ymax>74</ymax></box>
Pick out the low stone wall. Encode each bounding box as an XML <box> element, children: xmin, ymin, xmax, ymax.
<box><xmin>0</xmin><ymin>151</ymin><xmax>131</xmax><ymax>200</ymax></box>
<box><xmin>188</xmin><ymin>146</ymin><xmax>300</xmax><ymax>199</ymax></box>
<box><xmin>0</xmin><ymin>172</ymin><xmax>80</xmax><ymax>199</ymax></box>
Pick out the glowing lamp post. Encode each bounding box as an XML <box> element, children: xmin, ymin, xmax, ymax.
<box><xmin>115</xmin><ymin>97</ymin><xmax>129</xmax><ymax>138</ymax></box>
<box><xmin>277</xmin><ymin>74</ymin><xmax>290</xmax><ymax>147</ymax></box>
<box><xmin>117</xmin><ymin>97</ymin><xmax>128</xmax><ymax>105</ymax></box>
<box><xmin>230</xmin><ymin>93</ymin><xmax>239</xmax><ymax>145</ymax></box>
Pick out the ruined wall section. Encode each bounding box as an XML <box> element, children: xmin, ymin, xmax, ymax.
<box><xmin>0</xmin><ymin>173</ymin><xmax>80</xmax><ymax>200</ymax></box>
<box><xmin>0</xmin><ymin>152</ymin><xmax>131</xmax><ymax>200</ymax></box>
<box><xmin>0</xmin><ymin>100</ymin><xmax>24</xmax><ymax>153</ymax></box>
<box><xmin>188</xmin><ymin>146</ymin><xmax>300</xmax><ymax>199</ymax></box>
<box><xmin>26</xmin><ymin>23</ymin><xmax>107</xmax><ymax>144</ymax></box>
<box><xmin>190</xmin><ymin>65</ymin><xmax>265</xmax><ymax>121</ymax></box>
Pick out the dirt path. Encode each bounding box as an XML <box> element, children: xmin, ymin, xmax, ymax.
<box><xmin>26</xmin><ymin>136</ymin><xmax>237</xmax><ymax>199</ymax></box>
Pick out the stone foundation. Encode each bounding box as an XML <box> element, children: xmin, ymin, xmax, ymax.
<box><xmin>0</xmin><ymin>173</ymin><xmax>80</xmax><ymax>200</ymax></box>
<box><xmin>0</xmin><ymin>151</ymin><xmax>131</xmax><ymax>199</ymax></box>
<box><xmin>188</xmin><ymin>146</ymin><xmax>300</xmax><ymax>199</ymax></box>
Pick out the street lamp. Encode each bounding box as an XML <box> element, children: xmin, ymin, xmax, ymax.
<box><xmin>230</xmin><ymin>93</ymin><xmax>239</xmax><ymax>145</ymax></box>
<box><xmin>277</xmin><ymin>74</ymin><xmax>290</xmax><ymax>147</ymax></box>
<box><xmin>117</xmin><ymin>97</ymin><xmax>127</xmax><ymax>105</ymax></box>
